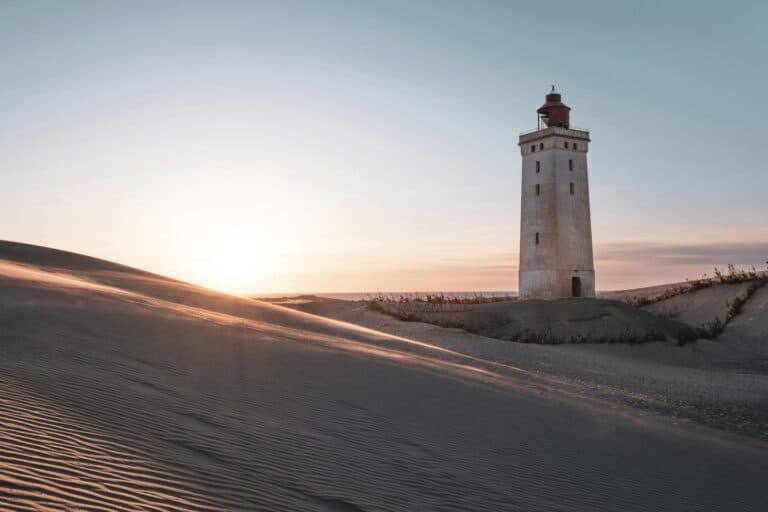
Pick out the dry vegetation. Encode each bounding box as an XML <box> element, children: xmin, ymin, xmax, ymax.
<box><xmin>366</xmin><ymin>293</ymin><xmax>517</xmax><ymax>319</ymax></box>
<box><xmin>367</xmin><ymin>297</ymin><xmax>694</xmax><ymax>345</ymax></box>
<box><xmin>628</xmin><ymin>264</ymin><xmax>767</xmax><ymax>307</ymax></box>
<box><xmin>501</xmin><ymin>328</ymin><xmax>669</xmax><ymax>346</ymax></box>
<box><xmin>365</xmin><ymin>264</ymin><xmax>768</xmax><ymax>345</ymax></box>
<box><xmin>367</xmin><ymin>292</ymin><xmax>517</xmax><ymax>305</ymax></box>
<box><xmin>703</xmin><ymin>277</ymin><xmax>768</xmax><ymax>338</ymax></box>
<box><xmin>648</xmin><ymin>264</ymin><xmax>768</xmax><ymax>342</ymax></box>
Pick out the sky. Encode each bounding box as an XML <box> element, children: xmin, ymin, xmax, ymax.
<box><xmin>1</xmin><ymin>0</ymin><xmax>767</xmax><ymax>293</ymax></box>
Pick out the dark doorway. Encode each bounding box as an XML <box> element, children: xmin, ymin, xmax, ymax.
<box><xmin>572</xmin><ymin>277</ymin><xmax>581</xmax><ymax>297</ymax></box>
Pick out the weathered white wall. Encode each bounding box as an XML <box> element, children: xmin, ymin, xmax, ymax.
<box><xmin>518</xmin><ymin>127</ymin><xmax>595</xmax><ymax>299</ymax></box>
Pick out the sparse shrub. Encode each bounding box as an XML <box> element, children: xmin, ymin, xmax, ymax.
<box><xmin>675</xmin><ymin>273</ymin><xmax>768</xmax><ymax>344</ymax></box>
<box><xmin>676</xmin><ymin>328</ymin><xmax>699</xmax><ymax>346</ymax></box>
<box><xmin>628</xmin><ymin>263</ymin><xmax>767</xmax><ymax>307</ymax></box>
<box><xmin>724</xmin><ymin>278</ymin><xmax>765</xmax><ymax>322</ymax></box>
<box><xmin>507</xmin><ymin>328</ymin><xmax>666</xmax><ymax>345</ymax></box>
<box><xmin>365</xmin><ymin>291</ymin><xmax>516</xmax><ymax>311</ymax></box>
<box><xmin>365</xmin><ymin>264</ymin><xmax>768</xmax><ymax>346</ymax></box>
<box><xmin>702</xmin><ymin>318</ymin><xmax>724</xmax><ymax>340</ymax></box>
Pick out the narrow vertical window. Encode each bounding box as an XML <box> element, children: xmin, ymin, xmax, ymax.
<box><xmin>536</xmin><ymin>161</ymin><xmax>540</xmax><ymax>173</ymax></box>
<box><xmin>570</xmin><ymin>182</ymin><xmax>574</xmax><ymax>195</ymax></box>
<box><xmin>569</xmin><ymin>159</ymin><xmax>573</xmax><ymax>171</ymax></box>
<box><xmin>573</xmin><ymin>143</ymin><xmax>578</xmax><ymax>150</ymax></box>
<box><xmin>535</xmin><ymin>184</ymin><xmax>540</xmax><ymax>196</ymax></box>
<box><xmin>539</xmin><ymin>142</ymin><xmax>544</xmax><ymax>150</ymax></box>
<box><xmin>564</xmin><ymin>141</ymin><xmax>569</xmax><ymax>149</ymax></box>
<box><xmin>531</xmin><ymin>145</ymin><xmax>535</xmax><ymax>153</ymax></box>
<box><xmin>535</xmin><ymin>232</ymin><xmax>540</xmax><ymax>245</ymax></box>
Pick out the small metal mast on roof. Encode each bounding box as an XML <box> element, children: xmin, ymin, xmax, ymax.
<box><xmin>537</xmin><ymin>85</ymin><xmax>558</xmax><ymax>130</ymax></box>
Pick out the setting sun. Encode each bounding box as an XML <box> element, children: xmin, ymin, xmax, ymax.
<box><xmin>2</xmin><ymin>2</ymin><xmax>768</xmax><ymax>511</ymax></box>
<box><xmin>193</xmin><ymin>233</ymin><xmax>278</xmax><ymax>294</ymax></box>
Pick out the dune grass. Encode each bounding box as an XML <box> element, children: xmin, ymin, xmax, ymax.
<box><xmin>365</xmin><ymin>264</ymin><xmax>767</xmax><ymax>345</ymax></box>
<box><xmin>629</xmin><ymin>264</ymin><xmax>767</xmax><ymax>307</ymax></box>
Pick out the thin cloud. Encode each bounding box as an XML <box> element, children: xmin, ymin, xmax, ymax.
<box><xmin>596</xmin><ymin>241</ymin><xmax>768</xmax><ymax>267</ymax></box>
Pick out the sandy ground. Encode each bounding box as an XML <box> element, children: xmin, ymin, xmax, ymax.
<box><xmin>374</xmin><ymin>297</ymin><xmax>692</xmax><ymax>342</ymax></box>
<box><xmin>642</xmin><ymin>281</ymin><xmax>754</xmax><ymax>328</ymax></box>
<box><xmin>280</xmin><ymin>289</ymin><xmax>768</xmax><ymax>439</ymax></box>
<box><xmin>1</xmin><ymin>241</ymin><xmax>767</xmax><ymax>511</ymax></box>
<box><xmin>599</xmin><ymin>281</ymin><xmax>689</xmax><ymax>303</ymax></box>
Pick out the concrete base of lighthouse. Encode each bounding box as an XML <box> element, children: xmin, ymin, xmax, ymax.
<box><xmin>519</xmin><ymin>269</ymin><xmax>595</xmax><ymax>300</ymax></box>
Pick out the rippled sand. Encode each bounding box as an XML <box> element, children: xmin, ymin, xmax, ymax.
<box><xmin>1</xmin><ymin>241</ymin><xmax>766</xmax><ymax>511</ymax></box>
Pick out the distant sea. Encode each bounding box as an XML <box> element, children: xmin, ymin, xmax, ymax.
<box><xmin>254</xmin><ymin>291</ymin><xmax>518</xmax><ymax>301</ymax></box>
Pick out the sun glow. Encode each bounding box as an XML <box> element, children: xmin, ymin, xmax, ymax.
<box><xmin>192</xmin><ymin>233</ymin><xmax>278</xmax><ymax>294</ymax></box>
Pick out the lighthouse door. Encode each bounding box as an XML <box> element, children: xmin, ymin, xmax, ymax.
<box><xmin>571</xmin><ymin>277</ymin><xmax>582</xmax><ymax>297</ymax></box>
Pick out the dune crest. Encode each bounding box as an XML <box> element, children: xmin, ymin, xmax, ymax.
<box><xmin>1</xmin><ymin>241</ymin><xmax>767</xmax><ymax>511</ymax></box>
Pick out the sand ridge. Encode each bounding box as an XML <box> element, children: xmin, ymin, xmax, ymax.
<box><xmin>1</xmin><ymin>241</ymin><xmax>767</xmax><ymax>511</ymax></box>
<box><xmin>281</xmin><ymin>291</ymin><xmax>768</xmax><ymax>439</ymax></box>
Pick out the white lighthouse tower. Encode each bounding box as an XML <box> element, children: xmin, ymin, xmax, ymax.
<box><xmin>518</xmin><ymin>88</ymin><xmax>595</xmax><ymax>299</ymax></box>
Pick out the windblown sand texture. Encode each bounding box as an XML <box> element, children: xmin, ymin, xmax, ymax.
<box><xmin>1</xmin><ymin>241</ymin><xmax>767</xmax><ymax>511</ymax></box>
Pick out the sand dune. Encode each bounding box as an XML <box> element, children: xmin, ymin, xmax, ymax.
<box><xmin>373</xmin><ymin>297</ymin><xmax>692</xmax><ymax>342</ymax></box>
<box><xmin>642</xmin><ymin>281</ymin><xmax>754</xmax><ymax>328</ymax></box>
<box><xmin>288</xmin><ymin>291</ymin><xmax>768</xmax><ymax>438</ymax></box>
<box><xmin>1</xmin><ymin>241</ymin><xmax>767</xmax><ymax>511</ymax></box>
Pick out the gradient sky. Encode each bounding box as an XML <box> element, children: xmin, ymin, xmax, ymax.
<box><xmin>2</xmin><ymin>1</ymin><xmax>767</xmax><ymax>293</ymax></box>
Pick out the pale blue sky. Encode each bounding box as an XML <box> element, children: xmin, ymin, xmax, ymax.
<box><xmin>1</xmin><ymin>1</ymin><xmax>766</xmax><ymax>292</ymax></box>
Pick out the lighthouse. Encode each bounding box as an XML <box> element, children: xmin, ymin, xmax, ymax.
<box><xmin>518</xmin><ymin>88</ymin><xmax>595</xmax><ymax>299</ymax></box>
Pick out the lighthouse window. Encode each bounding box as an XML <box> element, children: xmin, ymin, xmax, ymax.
<box><xmin>564</xmin><ymin>141</ymin><xmax>569</xmax><ymax>149</ymax></box>
<box><xmin>569</xmin><ymin>159</ymin><xmax>573</xmax><ymax>171</ymax></box>
<box><xmin>531</xmin><ymin>145</ymin><xmax>535</xmax><ymax>153</ymax></box>
<box><xmin>539</xmin><ymin>142</ymin><xmax>544</xmax><ymax>150</ymax></box>
<box><xmin>535</xmin><ymin>184</ymin><xmax>540</xmax><ymax>196</ymax></box>
<box><xmin>573</xmin><ymin>143</ymin><xmax>578</xmax><ymax>150</ymax></box>
<box><xmin>536</xmin><ymin>161</ymin><xmax>540</xmax><ymax>173</ymax></box>
<box><xmin>535</xmin><ymin>232</ymin><xmax>540</xmax><ymax>245</ymax></box>
<box><xmin>570</xmin><ymin>182</ymin><xmax>575</xmax><ymax>195</ymax></box>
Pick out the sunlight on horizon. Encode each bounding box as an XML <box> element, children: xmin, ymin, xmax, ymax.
<box><xmin>186</xmin><ymin>232</ymin><xmax>280</xmax><ymax>294</ymax></box>
<box><xmin>1</xmin><ymin>2</ymin><xmax>766</xmax><ymax>294</ymax></box>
